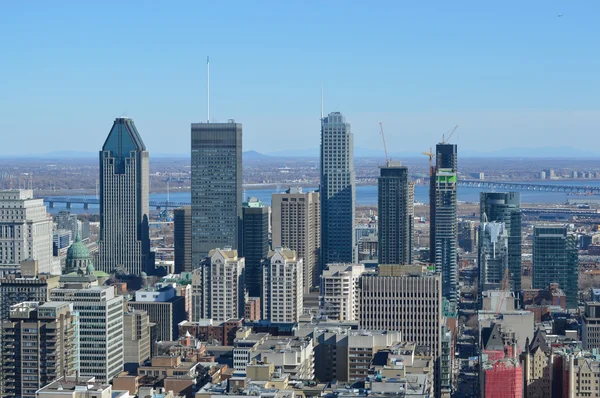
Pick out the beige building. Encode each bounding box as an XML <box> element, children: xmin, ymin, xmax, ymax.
<box><xmin>192</xmin><ymin>248</ymin><xmax>245</xmax><ymax>322</ymax></box>
<box><xmin>34</xmin><ymin>376</ymin><xmax>129</xmax><ymax>398</ymax></box>
<box><xmin>272</xmin><ymin>188</ymin><xmax>320</xmax><ymax>292</ymax></box>
<box><xmin>2</xmin><ymin>302</ymin><xmax>78</xmax><ymax>398</ymax></box>
<box><xmin>583</xmin><ymin>301</ymin><xmax>600</xmax><ymax>351</ymax></box>
<box><xmin>360</xmin><ymin>265</ymin><xmax>442</xmax><ymax>357</ymax></box>
<box><xmin>320</xmin><ymin>263</ymin><xmax>365</xmax><ymax>321</ymax></box>
<box><xmin>0</xmin><ymin>259</ymin><xmax>59</xmax><ymax>319</ymax></box>
<box><xmin>521</xmin><ymin>329</ymin><xmax>553</xmax><ymax>398</ymax></box>
<box><xmin>262</xmin><ymin>248</ymin><xmax>303</xmax><ymax>323</ymax></box>
<box><xmin>123</xmin><ymin>310</ymin><xmax>151</xmax><ymax>372</ymax></box>
<box><xmin>565</xmin><ymin>354</ymin><xmax>600</xmax><ymax>398</ymax></box>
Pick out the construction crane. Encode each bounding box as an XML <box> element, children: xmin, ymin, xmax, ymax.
<box><xmin>379</xmin><ymin>122</ymin><xmax>389</xmax><ymax>166</ymax></box>
<box><xmin>495</xmin><ymin>267</ymin><xmax>511</xmax><ymax>316</ymax></box>
<box><xmin>441</xmin><ymin>125</ymin><xmax>459</xmax><ymax>144</ymax></box>
<box><xmin>422</xmin><ymin>147</ymin><xmax>435</xmax><ymax>176</ymax></box>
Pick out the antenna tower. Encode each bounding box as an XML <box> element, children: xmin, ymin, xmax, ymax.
<box><xmin>207</xmin><ymin>56</ymin><xmax>210</xmax><ymax>122</ymax></box>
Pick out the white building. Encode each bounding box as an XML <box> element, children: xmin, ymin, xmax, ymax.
<box><xmin>320</xmin><ymin>263</ymin><xmax>365</xmax><ymax>321</ymax></box>
<box><xmin>0</xmin><ymin>190</ymin><xmax>57</xmax><ymax>276</ymax></box>
<box><xmin>262</xmin><ymin>248</ymin><xmax>303</xmax><ymax>323</ymax></box>
<box><xmin>193</xmin><ymin>248</ymin><xmax>245</xmax><ymax>322</ymax></box>
<box><xmin>50</xmin><ymin>285</ymin><xmax>124</xmax><ymax>383</ymax></box>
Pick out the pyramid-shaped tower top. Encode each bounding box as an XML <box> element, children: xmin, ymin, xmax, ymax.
<box><xmin>102</xmin><ymin>117</ymin><xmax>146</xmax><ymax>155</ymax></box>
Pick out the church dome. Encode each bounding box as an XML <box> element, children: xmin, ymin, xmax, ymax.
<box><xmin>67</xmin><ymin>233</ymin><xmax>91</xmax><ymax>261</ymax></box>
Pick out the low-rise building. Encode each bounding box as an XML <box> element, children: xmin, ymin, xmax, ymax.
<box><xmin>34</xmin><ymin>376</ymin><xmax>129</xmax><ymax>398</ymax></box>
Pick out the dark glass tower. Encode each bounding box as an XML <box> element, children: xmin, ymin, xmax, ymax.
<box><xmin>532</xmin><ymin>225</ymin><xmax>578</xmax><ymax>309</ymax></box>
<box><xmin>430</xmin><ymin>143</ymin><xmax>458</xmax><ymax>303</ymax></box>
<box><xmin>98</xmin><ymin>117</ymin><xmax>152</xmax><ymax>275</ymax></box>
<box><xmin>191</xmin><ymin>121</ymin><xmax>242</xmax><ymax>268</ymax></box>
<box><xmin>378</xmin><ymin>162</ymin><xmax>413</xmax><ymax>265</ymax></box>
<box><xmin>480</xmin><ymin>192</ymin><xmax>522</xmax><ymax>292</ymax></box>
<box><xmin>320</xmin><ymin>112</ymin><xmax>356</xmax><ymax>268</ymax></box>
<box><xmin>242</xmin><ymin>197</ymin><xmax>269</xmax><ymax>297</ymax></box>
<box><xmin>174</xmin><ymin>206</ymin><xmax>192</xmax><ymax>273</ymax></box>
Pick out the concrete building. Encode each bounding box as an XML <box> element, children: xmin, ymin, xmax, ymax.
<box><xmin>0</xmin><ymin>190</ymin><xmax>56</xmax><ymax>276</ymax></box>
<box><xmin>179</xmin><ymin>318</ymin><xmax>243</xmax><ymax>346</ymax></box>
<box><xmin>174</xmin><ymin>206</ymin><xmax>192</xmax><ymax>273</ymax></box>
<box><xmin>123</xmin><ymin>309</ymin><xmax>151</xmax><ymax>373</ymax></box>
<box><xmin>50</xmin><ymin>285</ymin><xmax>124</xmax><ymax>382</ymax></box>
<box><xmin>583</xmin><ymin>302</ymin><xmax>600</xmax><ymax>351</ymax></box>
<box><xmin>478</xmin><ymin>222</ymin><xmax>509</xmax><ymax>294</ymax></box>
<box><xmin>34</xmin><ymin>376</ymin><xmax>129</xmax><ymax>398</ymax></box>
<box><xmin>262</xmin><ymin>248</ymin><xmax>303</xmax><ymax>323</ymax></box>
<box><xmin>272</xmin><ymin>187</ymin><xmax>321</xmax><ymax>293</ymax></box>
<box><xmin>457</xmin><ymin>220</ymin><xmax>477</xmax><ymax>253</ymax></box>
<box><xmin>129</xmin><ymin>286</ymin><xmax>186</xmax><ymax>344</ymax></box>
<box><xmin>53</xmin><ymin>229</ymin><xmax>72</xmax><ymax>252</ymax></box>
<box><xmin>378</xmin><ymin>162</ymin><xmax>413</xmax><ymax>265</ymax></box>
<box><xmin>532</xmin><ymin>225</ymin><xmax>578</xmax><ymax>309</ymax></box>
<box><xmin>480</xmin><ymin>192</ymin><xmax>522</xmax><ymax>292</ymax></box>
<box><xmin>56</xmin><ymin>211</ymin><xmax>84</xmax><ymax>242</ymax></box>
<box><xmin>0</xmin><ymin>259</ymin><xmax>60</xmax><ymax>320</ymax></box>
<box><xmin>521</xmin><ymin>329</ymin><xmax>553</xmax><ymax>398</ymax></box>
<box><xmin>191</xmin><ymin>121</ymin><xmax>243</xmax><ymax>265</ymax></box>
<box><xmin>429</xmin><ymin>143</ymin><xmax>458</xmax><ymax>304</ymax></box>
<box><xmin>252</xmin><ymin>336</ymin><xmax>315</xmax><ymax>380</ymax></box>
<box><xmin>320</xmin><ymin>263</ymin><xmax>365</xmax><ymax>321</ymax></box>
<box><xmin>192</xmin><ymin>248</ymin><xmax>245</xmax><ymax>322</ymax></box>
<box><xmin>242</xmin><ymin>197</ymin><xmax>269</xmax><ymax>297</ymax></box>
<box><xmin>1</xmin><ymin>302</ymin><xmax>79</xmax><ymax>398</ymax></box>
<box><xmin>320</xmin><ymin>112</ymin><xmax>356</xmax><ymax>267</ymax></box>
<box><xmin>98</xmin><ymin>117</ymin><xmax>152</xmax><ymax>276</ymax></box>
<box><xmin>295</xmin><ymin>326</ymin><xmax>402</xmax><ymax>383</ymax></box>
<box><xmin>359</xmin><ymin>265</ymin><xmax>442</xmax><ymax>357</ymax></box>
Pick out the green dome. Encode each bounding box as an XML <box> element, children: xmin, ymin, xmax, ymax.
<box><xmin>67</xmin><ymin>233</ymin><xmax>91</xmax><ymax>261</ymax></box>
<box><xmin>86</xmin><ymin>263</ymin><xmax>95</xmax><ymax>275</ymax></box>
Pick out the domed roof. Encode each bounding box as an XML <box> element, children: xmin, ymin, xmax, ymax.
<box><xmin>86</xmin><ymin>262</ymin><xmax>95</xmax><ymax>275</ymax></box>
<box><xmin>67</xmin><ymin>233</ymin><xmax>91</xmax><ymax>261</ymax></box>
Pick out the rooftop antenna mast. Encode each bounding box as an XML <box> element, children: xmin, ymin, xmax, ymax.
<box><xmin>207</xmin><ymin>56</ymin><xmax>210</xmax><ymax>123</ymax></box>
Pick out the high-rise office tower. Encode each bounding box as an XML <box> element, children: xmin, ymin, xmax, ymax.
<box><xmin>430</xmin><ymin>143</ymin><xmax>458</xmax><ymax>303</ymax></box>
<box><xmin>50</xmin><ymin>285</ymin><xmax>124</xmax><ymax>382</ymax></box>
<box><xmin>478</xmin><ymin>222</ymin><xmax>509</xmax><ymax>294</ymax></box>
<box><xmin>56</xmin><ymin>211</ymin><xmax>79</xmax><ymax>242</ymax></box>
<box><xmin>174</xmin><ymin>206</ymin><xmax>192</xmax><ymax>273</ymax></box>
<box><xmin>378</xmin><ymin>162</ymin><xmax>413</xmax><ymax>265</ymax></box>
<box><xmin>320</xmin><ymin>112</ymin><xmax>356</xmax><ymax>268</ymax></box>
<box><xmin>98</xmin><ymin>117</ymin><xmax>152</xmax><ymax>276</ymax></box>
<box><xmin>457</xmin><ymin>220</ymin><xmax>477</xmax><ymax>252</ymax></box>
<box><xmin>242</xmin><ymin>197</ymin><xmax>269</xmax><ymax>297</ymax></box>
<box><xmin>192</xmin><ymin>248</ymin><xmax>245</xmax><ymax>322</ymax></box>
<box><xmin>262</xmin><ymin>248</ymin><xmax>303</xmax><ymax>323</ymax></box>
<box><xmin>0</xmin><ymin>190</ymin><xmax>57</xmax><ymax>276</ymax></box>
<box><xmin>272</xmin><ymin>187</ymin><xmax>321</xmax><ymax>292</ymax></box>
<box><xmin>480</xmin><ymin>192</ymin><xmax>522</xmax><ymax>292</ymax></box>
<box><xmin>191</xmin><ymin>121</ymin><xmax>243</xmax><ymax>267</ymax></box>
<box><xmin>320</xmin><ymin>263</ymin><xmax>365</xmax><ymax>321</ymax></box>
<box><xmin>123</xmin><ymin>309</ymin><xmax>151</xmax><ymax>373</ymax></box>
<box><xmin>1</xmin><ymin>302</ymin><xmax>79</xmax><ymax>398</ymax></box>
<box><xmin>532</xmin><ymin>225</ymin><xmax>578</xmax><ymax>309</ymax></box>
<box><xmin>129</xmin><ymin>285</ymin><xmax>186</xmax><ymax>343</ymax></box>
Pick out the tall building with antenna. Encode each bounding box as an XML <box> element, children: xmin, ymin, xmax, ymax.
<box><xmin>191</xmin><ymin>121</ymin><xmax>242</xmax><ymax>263</ymax></box>
<box><xmin>320</xmin><ymin>112</ymin><xmax>356</xmax><ymax>268</ymax></box>
<box><xmin>98</xmin><ymin>117</ymin><xmax>152</xmax><ymax>276</ymax></box>
<box><xmin>430</xmin><ymin>143</ymin><xmax>458</xmax><ymax>303</ymax></box>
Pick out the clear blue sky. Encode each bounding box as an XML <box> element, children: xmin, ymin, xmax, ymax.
<box><xmin>1</xmin><ymin>1</ymin><xmax>599</xmax><ymax>156</ymax></box>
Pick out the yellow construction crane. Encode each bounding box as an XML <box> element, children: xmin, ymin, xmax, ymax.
<box><xmin>442</xmin><ymin>125</ymin><xmax>459</xmax><ymax>144</ymax></box>
<box><xmin>379</xmin><ymin>122</ymin><xmax>389</xmax><ymax>166</ymax></box>
<box><xmin>422</xmin><ymin>147</ymin><xmax>435</xmax><ymax>176</ymax></box>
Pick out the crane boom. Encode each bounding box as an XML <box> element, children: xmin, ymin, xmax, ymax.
<box><xmin>379</xmin><ymin>122</ymin><xmax>389</xmax><ymax>166</ymax></box>
<box><xmin>442</xmin><ymin>125</ymin><xmax>459</xmax><ymax>144</ymax></box>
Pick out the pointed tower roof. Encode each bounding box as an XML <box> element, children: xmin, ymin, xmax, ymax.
<box><xmin>102</xmin><ymin>117</ymin><xmax>146</xmax><ymax>155</ymax></box>
<box><xmin>529</xmin><ymin>329</ymin><xmax>550</xmax><ymax>354</ymax></box>
<box><xmin>482</xmin><ymin>323</ymin><xmax>505</xmax><ymax>351</ymax></box>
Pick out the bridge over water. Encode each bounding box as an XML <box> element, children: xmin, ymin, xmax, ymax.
<box><xmin>40</xmin><ymin>179</ymin><xmax>600</xmax><ymax>210</ymax></box>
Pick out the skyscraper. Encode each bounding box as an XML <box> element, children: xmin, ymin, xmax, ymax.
<box><xmin>0</xmin><ymin>190</ymin><xmax>57</xmax><ymax>276</ymax></box>
<box><xmin>480</xmin><ymin>192</ymin><xmax>522</xmax><ymax>292</ymax></box>
<box><xmin>430</xmin><ymin>143</ymin><xmax>458</xmax><ymax>303</ymax></box>
<box><xmin>478</xmin><ymin>222</ymin><xmax>509</xmax><ymax>294</ymax></box>
<box><xmin>1</xmin><ymin>302</ymin><xmax>79</xmax><ymax>398</ymax></box>
<box><xmin>262</xmin><ymin>248</ymin><xmax>303</xmax><ymax>323</ymax></box>
<box><xmin>320</xmin><ymin>112</ymin><xmax>356</xmax><ymax>268</ymax></box>
<box><xmin>272</xmin><ymin>187</ymin><xmax>321</xmax><ymax>292</ymax></box>
<box><xmin>242</xmin><ymin>197</ymin><xmax>269</xmax><ymax>297</ymax></box>
<box><xmin>98</xmin><ymin>117</ymin><xmax>152</xmax><ymax>276</ymax></box>
<box><xmin>174</xmin><ymin>206</ymin><xmax>192</xmax><ymax>273</ymax></box>
<box><xmin>378</xmin><ymin>162</ymin><xmax>413</xmax><ymax>265</ymax></box>
<box><xmin>532</xmin><ymin>225</ymin><xmax>578</xmax><ymax>309</ymax></box>
<box><xmin>191</xmin><ymin>121</ymin><xmax>242</xmax><ymax>267</ymax></box>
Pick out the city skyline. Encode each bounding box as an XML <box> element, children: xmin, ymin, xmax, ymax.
<box><xmin>2</xmin><ymin>2</ymin><xmax>600</xmax><ymax>156</ymax></box>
